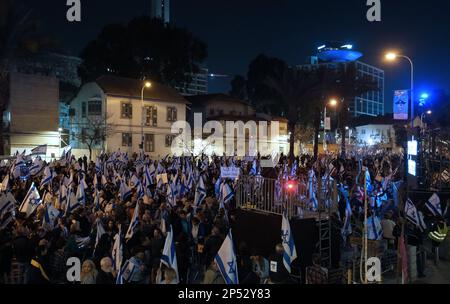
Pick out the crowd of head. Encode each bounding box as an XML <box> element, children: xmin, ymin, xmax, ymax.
<box><xmin>0</xmin><ymin>150</ymin><xmax>447</xmax><ymax>284</ymax></box>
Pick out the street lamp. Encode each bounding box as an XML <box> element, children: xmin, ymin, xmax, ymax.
<box><xmin>141</xmin><ymin>81</ymin><xmax>152</xmax><ymax>150</ymax></box>
<box><xmin>323</xmin><ymin>99</ymin><xmax>338</xmax><ymax>152</ymax></box>
<box><xmin>385</xmin><ymin>52</ymin><xmax>414</xmax><ymax>128</ymax></box>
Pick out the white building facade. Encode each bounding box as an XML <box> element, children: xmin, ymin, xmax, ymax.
<box><xmin>354</xmin><ymin>124</ymin><xmax>398</xmax><ymax>151</ymax></box>
<box><xmin>69</xmin><ymin>75</ymin><xmax>188</xmax><ymax>159</ymax></box>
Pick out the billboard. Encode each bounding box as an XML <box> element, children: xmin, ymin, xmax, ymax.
<box><xmin>393</xmin><ymin>90</ymin><xmax>409</xmax><ymax>120</ymax></box>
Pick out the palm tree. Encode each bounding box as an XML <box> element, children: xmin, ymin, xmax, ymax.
<box><xmin>333</xmin><ymin>62</ymin><xmax>379</xmax><ymax>157</ymax></box>
<box><xmin>264</xmin><ymin>65</ymin><xmax>325</xmax><ymax>161</ymax></box>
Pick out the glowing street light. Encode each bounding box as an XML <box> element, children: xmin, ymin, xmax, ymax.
<box><xmin>384</xmin><ymin>51</ymin><xmax>414</xmax><ymax>128</ymax></box>
<box><xmin>385</xmin><ymin>52</ymin><xmax>398</xmax><ymax>61</ymax></box>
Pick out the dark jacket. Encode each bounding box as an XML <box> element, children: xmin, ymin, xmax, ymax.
<box><xmin>96</xmin><ymin>270</ymin><xmax>115</xmax><ymax>284</ymax></box>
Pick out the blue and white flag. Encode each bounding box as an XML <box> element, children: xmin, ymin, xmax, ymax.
<box><xmin>95</xmin><ymin>157</ymin><xmax>103</xmax><ymax>174</ymax></box>
<box><xmin>29</xmin><ymin>157</ymin><xmax>44</xmax><ymax>176</ymax></box>
<box><xmin>11</xmin><ymin>153</ymin><xmax>25</xmax><ymax>179</ymax></box>
<box><xmin>215</xmin><ymin>230</ymin><xmax>239</xmax><ymax>284</ymax></box>
<box><xmin>42</xmin><ymin>203</ymin><xmax>60</xmax><ymax>231</ymax></box>
<box><xmin>40</xmin><ymin>166</ymin><xmax>54</xmax><ymax>189</ymax></box>
<box><xmin>249</xmin><ymin>159</ymin><xmax>258</xmax><ymax>176</ymax></box>
<box><xmin>76</xmin><ymin>180</ymin><xmax>86</xmax><ymax>205</ymax></box>
<box><xmin>58</xmin><ymin>183</ymin><xmax>67</xmax><ymax>209</ymax></box>
<box><xmin>125</xmin><ymin>202</ymin><xmax>140</xmax><ymax>241</ymax></box>
<box><xmin>0</xmin><ymin>193</ymin><xmax>17</xmax><ymax>230</ymax></box>
<box><xmin>112</xmin><ymin>225</ymin><xmax>123</xmax><ymax>274</ymax></box>
<box><xmin>281</xmin><ymin>211</ymin><xmax>298</xmax><ymax>273</ymax></box>
<box><xmin>136</xmin><ymin>183</ymin><xmax>144</xmax><ymax>200</ymax></box>
<box><xmin>214</xmin><ymin>177</ymin><xmax>222</xmax><ymax>199</ymax></box>
<box><xmin>130</xmin><ymin>175</ymin><xmax>141</xmax><ymax>188</ymax></box>
<box><xmin>120</xmin><ymin>179</ymin><xmax>132</xmax><ymax>202</ymax></box>
<box><xmin>426</xmin><ymin>193</ymin><xmax>442</xmax><ymax>216</ymax></box>
<box><xmin>65</xmin><ymin>187</ymin><xmax>80</xmax><ymax>215</ymax></box>
<box><xmin>194</xmin><ymin>176</ymin><xmax>206</xmax><ymax>208</ymax></box>
<box><xmin>19</xmin><ymin>183</ymin><xmax>41</xmax><ymax>218</ymax></box>
<box><xmin>95</xmin><ymin>219</ymin><xmax>106</xmax><ymax>249</ymax></box>
<box><xmin>220</xmin><ymin>182</ymin><xmax>234</xmax><ymax>205</ymax></box>
<box><xmin>31</xmin><ymin>144</ymin><xmax>47</xmax><ymax>155</ymax></box>
<box><xmin>160</xmin><ymin>225</ymin><xmax>179</xmax><ymax>283</ymax></box>
<box><xmin>367</xmin><ymin>215</ymin><xmax>382</xmax><ymax>240</ymax></box>
<box><xmin>166</xmin><ymin>183</ymin><xmax>176</xmax><ymax>207</ymax></box>
<box><xmin>405</xmin><ymin>199</ymin><xmax>419</xmax><ymax>226</ymax></box>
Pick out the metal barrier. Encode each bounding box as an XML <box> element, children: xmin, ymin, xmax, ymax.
<box><xmin>235</xmin><ymin>175</ymin><xmax>311</xmax><ymax>219</ymax></box>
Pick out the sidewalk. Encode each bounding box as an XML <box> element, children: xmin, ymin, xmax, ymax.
<box><xmin>413</xmin><ymin>260</ymin><xmax>450</xmax><ymax>284</ymax></box>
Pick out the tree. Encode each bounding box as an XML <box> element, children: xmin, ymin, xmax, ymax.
<box><xmin>332</xmin><ymin>62</ymin><xmax>379</xmax><ymax>157</ymax></box>
<box><xmin>264</xmin><ymin>65</ymin><xmax>326</xmax><ymax>160</ymax></box>
<box><xmin>229</xmin><ymin>75</ymin><xmax>247</xmax><ymax>100</ymax></box>
<box><xmin>0</xmin><ymin>0</ymin><xmax>53</xmax><ymax>155</ymax></box>
<box><xmin>78</xmin><ymin>17</ymin><xmax>208</xmax><ymax>87</ymax></box>
<box><xmin>74</xmin><ymin>116</ymin><xmax>114</xmax><ymax>161</ymax></box>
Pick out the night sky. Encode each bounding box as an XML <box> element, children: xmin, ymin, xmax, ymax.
<box><xmin>23</xmin><ymin>0</ymin><xmax>450</xmax><ymax>112</ymax></box>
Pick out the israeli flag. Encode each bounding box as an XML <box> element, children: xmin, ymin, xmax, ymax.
<box><xmin>120</xmin><ymin>179</ymin><xmax>132</xmax><ymax>202</ymax></box>
<box><xmin>31</xmin><ymin>144</ymin><xmax>47</xmax><ymax>155</ymax></box>
<box><xmin>418</xmin><ymin>210</ymin><xmax>427</xmax><ymax>232</ymax></box>
<box><xmin>215</xmin><ymin>230</ymin><xmax>239</xmax><ymax>284</ymax></box>
<box><xmin>405</xmin><ymin>199</ymin><xmax>420</xmax><ymax>226</ymax></box>
<box><xmin>221</xmin><ymin>182</ymin><xmax>234</xmax><ymax>205</ymax></box>
<box><xmin>214</xmin><ymin>177</ymin><xmax>222</xmax><ymax>199</ymax></box>
<box><xmin>160</xmin><ymin>225</ymin><xmax>179</xmax><ymax>283</ymax></box>
<box><xmin>95</xmin><ymin>157</ymin><xmax>103</xmax><ymax>174</ymax></box>
<box><xmin>42</xmin><ymin>203</ymin><xmax>60</xmax><ymax>231</ymax></box>
<box><xmin>58</xmin><ymin>183</ymin><xmax>67</xmax><ymax>209</ymax></box>
<box><xmin>76</xmin><ymin>180</ymin><xmax>86</xmax><ymax>205</ymax></box>
<box><xmin>29</xmin><ymin>157</ymin><xmax>44</xmax><ymax>176</ymax></box>
<box><xmin>166</xmin><ymin>183</ymin><xmax>176</xmax><ymax>207</ymax></box>
<box><xmin>194</xmin><ymin>176</ymin><xmax>206</xmax><ymax>208</ymax></box>
<box><xmin>93</xmin><ymin>189</ymin><xmax>100</xmax><ymax>212</ymax></box>
<box><xmin>249</xmin><ymin>159</ymin><xmax>258</xmax><ymax>176</ymax></box>
<box><xmin>40</xmin><ymin>166</ymin><xmax>54</xmax><ymax>190</ymax></box>
<box><xmin>290</xmin><ymin>160</ymin><xmax>297</xmax><ymax>177</ymax></box>
<box><xmin>136</xmin><ymin>183</ymin><xmax>144</xmax><ymax>200</ymax></box>
<box><xmin>112</xmin><ymin>226</ymin><xmax>123</xmax><ymax>273</ymax></box>
<box><xmin>426</xmin><ymin>193</ymin><xmax>442</xmax><ymax>216</ymax></box>
<box><xmin>94</xmin><ymin>219</ymin><xmax>106</xmax><ymax>249</ymax></box>
<box><xmin>367</xmin><ymin>215</ymin><xmax>382</xmax><ymax>240</ymax></box>
<box><xmin>130</xmin><ymin>175</ymin><xmax>141</xmax><ymax>188</ymax></box>
<box><xmin>281</xmin><ymin>211</ymin><xmax>298</xmax><ymax>273</ymax></box>
<box><xmin>364</xmin><ymin>168</ymin><xmax>373</xmax><ymax>193</ymax></box>
<box><xmin>125</xmin><ymin>202</ymin><xmax>140</xmax><ymax>241</ymax></box>
<box><xmin>308</xmin><ymin>170</ymin><xmax>318</xmax><ymax>210</ymax></box>
<box><xmin>19</xmin><ymin>183</ymin><xmax>41</xmax><ymax>218</ymax></box>
<box><xmin>0</xmin><ymin>193</ymin><xmax>16</xmax><ymax>230</ymax></box>
<box><xmin>65</xmin><ymin>187</ymin><xmax>80</xmax><ymax>215</ymax></box>
<box><xmin>11</xmin><ymin>153</ymin><xmax>25</xmax><ymax>179</ymax></box>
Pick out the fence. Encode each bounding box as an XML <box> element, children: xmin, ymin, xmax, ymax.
<box><xmin>235</xmin><ymin>175</ymin><xmax>335</xmax><ymax>219</ymax></box>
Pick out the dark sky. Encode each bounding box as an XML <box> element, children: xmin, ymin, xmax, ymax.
<box><xmin>24</xmin><ymin>0</ymin><xmax>450</xmax><ymax>112</ymax></box>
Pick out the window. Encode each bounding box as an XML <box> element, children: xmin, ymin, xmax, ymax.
<box><xmin>145</xmin><ymin>106</ymin><xmax>157</xmax><ymax>126</ymax></box>
<box><xmin>122</xmin><ymin>133</ymin><xmax>132</xmax><ymax>147</ymax></box>
<box><xmin>82</xmin><ymin>102</ymin><xmax>86</xmax><ymax>118</ymax></box>
<box><xmin>121</xmin><ymin>102</ymin><xmax>132</xmax><ymax>119</ymax></box>
<box><xmin>88</xmin><ymin>100</ymin><xmax>102</xmax><ymax>115</ymax></box>
<box><xmin>361</xmin><ymin>129</ymin><xmax>366</xmax><ymax>135</ymax></box>
<box><xmin>166</xmin><ymin>107</ymin><xmax>177</xmax><ymax>122</ymax></box>
<box><xmin>165</xmin><ymin>134</ymin><xmax>176</xmax><ymax>147</ymax></box>
<box><xmin>144</xmin><ymin>134</ymin><xmax>155</xmax><ymax>152</ymax></box>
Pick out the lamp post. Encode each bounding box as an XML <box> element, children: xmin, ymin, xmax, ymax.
<box><xmin>420</xmin><ymin>110</ymin><xmax>432</xmax><ymax>134</ymax></box>
<box><xmin>141</xmin><ymin>81</ymin><xmax>152</xmax><ymax>150</ymax></box>
<box><xmin>385</xmin><ymin>53</ymin><xmax>414</xmax><ymax>128</ymax></box>
<box><xmin>323</xmin><ymin>98</ymin><xmax>338</xmax><ymax>153</ymax></box>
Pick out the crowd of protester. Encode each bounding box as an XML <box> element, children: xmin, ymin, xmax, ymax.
<box><xmin>0</xmin><ymin>150</ymin><xmax>448</xmax><ymax>284</ymax></box>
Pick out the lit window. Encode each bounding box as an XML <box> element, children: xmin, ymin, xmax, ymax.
<box><xmin>121</xmin><ymin>102</ymin><xmax>132</xmax><ymax>119</ymax></box>
<box><xmin>145</xmin><ymin>134</ymin><xmax>155</xmax><ymax>152</ymax></box>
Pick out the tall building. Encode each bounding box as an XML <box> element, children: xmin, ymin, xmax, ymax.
<box><xmin>150</xmin><ymin>0</ymin><xmax>170</xmax><ymax>23</ymax></box>
<box><xmin>299</xmin><ymin>43</ymin><xmax>385</xmax><ymax>117</ymax></box>
<box><xmin>176</xmin><ymin>68</ymin><xmax>209</xmax><ymax>96</ymax></box>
